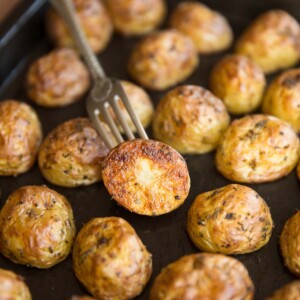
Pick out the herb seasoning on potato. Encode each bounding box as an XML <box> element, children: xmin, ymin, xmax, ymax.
<box><xmin>102</xmin><ymin>139</ymin><xmax>190</xmax><ymax>216</ymax></box>
<box><xmin>150</xmin><ymin>253</ymin><xmax>254</xmax><ymax>300</ymax></box>
<box><xmin>73</xmin><ymin>217</ymin><xmax>152</xmax><ymax>300</ymax></box>
<box><xmin>0</xmin><ymin>185</ymin><xmax>76</xmax><ymax>268</ymax></box>
<box><xmin>0</xmin><ymin>100</ymin><xmax>42</xmax><ymax>176</ymax></box>
<box><xmin>187</xmin><ymin>184</ymin><xmax>273</xmax><ymax>255</ymax></box>
<box><xmin>216</xmin><ymin>114</ymin><xmax>300</xmax><ymax>183</ymax></box>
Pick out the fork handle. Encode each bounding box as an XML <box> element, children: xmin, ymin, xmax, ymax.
<box><xmin>50</xmin><ymin>0</ymin><xmax>106</xmax><ymax>81</ymax></box>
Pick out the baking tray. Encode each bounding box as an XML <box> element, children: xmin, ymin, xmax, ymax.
<box><xmin>0</xmin><ymin>0</ymin><xmax>300</xmax><ymax>299</ymax></box>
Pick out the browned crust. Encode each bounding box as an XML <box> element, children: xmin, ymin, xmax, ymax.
<box><xmin>38</xmin><ymin>118</ymin><xmax>109</xmax><ymax>187</ymax></box>
<box><xmin>0</xmin><ymin>186</ymin><xmax>76</xmax><ymax>268</ymax></box>
<box><xmin>73</xmin><ymin>217</ymin><xmax>152</xmax><ymax>300</ymax></box>
<box><xmin>0</xmin><ymin>100</ymin><xmax>42</xmax><ymax>176</ymax></box>
<box><xmin>102</xmin><ymin>139</ymin><xmax>190</xmax><ymax>216</ymax></box>
<box><xmin>150</xmin><ymin>253</ymin><xmax>254</xmax><ymax>300</ymax></box>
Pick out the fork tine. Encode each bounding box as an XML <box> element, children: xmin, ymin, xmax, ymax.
<box><xmin>111</xmin><ymin>95</ymin><xmax>135</xmax><ymax>140</ymax></box>
<box><xmin>112</xmin><ymin>80</ymin><xmax>149</xmax><ymax>140</ymax></box>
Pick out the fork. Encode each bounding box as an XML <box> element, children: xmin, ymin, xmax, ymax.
<box><xmin>50</xmin><ymin>0</ymin><xmax>148</xmax><ymax>149</ymax></box>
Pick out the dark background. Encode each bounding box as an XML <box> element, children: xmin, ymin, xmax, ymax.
<box><xmin>1</xmin><ymin>0</ymin><xmax>300</xmax><ymax>299</ymax></box>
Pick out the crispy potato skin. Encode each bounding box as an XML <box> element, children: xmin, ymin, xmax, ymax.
<box><xmin>169</xmin><ymin>1</ymin><xmax>233</xmax><ymax>54</ymax></box>
<box><xmin>104</xmin><ymin>0</ymin><xmax>166</xmax><ymax>36</ymax></box>
<box><xmin>152</xmin><ymin>85</ymin><xmax>230</xmax><ymax>154</ymax></box>
<box><xmin>0</xmin><ymin>268</ymin><xmax>32</xmax><ymax>300</ymax></box>
<box><xmin>266</xmin><ymin>281</ymin><xmax>300</xmax><ymax>300</ymax></box>
<box><xmin>0</xmin><ymin>100</ymin><xmax>42</xmax><ymax>176</ymax></box>
<box><xmin>235</xmin><ymin>10</ymin><xmax>300</xmax><ymax>74</ymax></box>
<box><xmin>102</xmin><ymin>139</ymin><xmax>190</xmax><ymax>216</ymax></box>
<box><xmin>128</xmin><ymin>30</ymin><xmax>199</xmax><ymax>90</ymax></box>
<box><xmin>73</xmin><ymin>217</ymin><xmax>152</xmax><ymax>300</ymax></box>
<box><xmin>210</xmin><ymin>55</ymin><xmax>266</xmax><ymax>115</ymax></box>
<box><xmin>46</xmin><ymin>0</ymin><xmax>112</xmax><ymax>53</ymax></box>
<box><xmin>26</xmin><ymin>48</ymin><xmax>90</xmax><ymax>108</ymax></box>
<box><xmin>150</xmin><ymin>253</ymin><xmax>254</xmax><ymax>300</ymax></box>
<box><xmin>280</xmin><ymin>212</ymin><xmax>300</xmax><ymax>276</ymax></box>
<box><xmin>0</xmin><ymin>186</ymin><xmax>76</xmax><ymax>268</ymax></box>
<box><xmin>187</xmin><ymin>184</ymin><xmax>273</xmax><ymax>255</ymax></box>
<box><xmin>262</xmin><ymin>69</ymin><xmax>300</xmax><ymax>133</ymax></box>
<box><xmin>216</xmin><ymin>114</ymin><xmax>300</xmax><ymax>183</ymax></box>
<box><xmin>39</xmin><ymin>118</ymin><xmax>109</xmax><ymax>187</ymax></box>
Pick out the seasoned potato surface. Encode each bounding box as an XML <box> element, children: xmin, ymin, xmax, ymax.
<box><xmin>150</xmin><ymin>253</ymin><xmax>254</xmax><ymax>300</ymax></box>
<box><xmin>0</xmin><ymin>185</ymin><xmax>76</xmax><ymax>268</ymax></box>
<box><xmin>46</xmin><ymin>0</ymin><xmax>113</xmax><ymax>53</ymax></box>
<box><xmin>235</xmin><ymin>10</ymin><xmax>300</xmax><ymax>74</ymax></box>
<box><xmin>26</xmin><ymin>48</ymin><xmax>90</xmax><ymax>107</ymax></box>
<box><xmin>267</xmin><ymin>281</ymin><xmax>300</xmax><ymax>300</ymax></box>
<box><xmin>0</xmin><ymin>100</ymin><xmax>42</xmax><ymax>176</ymax></box>
<box><xmin>0</xmin><ymin>268</ymin><xmax>32</xmax><ymax>300</ymax></box>
<box><xmin>104</xmin><ymin>0</ymin><xmax>166</xmax><ymax>36</ymax></box>
<box><xmin>102</xmin><ymin>139</ymin><xmax>190</xmax><ymax>216</ymax></box>
<box><xmin>187</xmin><ymin>184</ymin><xmax>273</xmax><ymax>254</ymax></box>
<box><xmin>216</xmin><ymin>114</ymin><xmax>300</xmax><ymax>183</ymax></box>
<box><xmin>39</xmin><ymin>118</ymin><xmax>110</xmax><ymax>187</ymax></box>
<box><xmin>210</xmin><ymin>54</ymin><xmax>266</xmax><ymax>115</ymax></box>
<box><xmin>152</xmin><ymin>85</ymin><xmax>230</xmax><ymax>154</ymax></box>
<box><xmin>169</xmin><ymin>1</ymin><xmax>233</xmax><ymax>53</ymax></box>
<box><xmin>128</xmin><ymin>30</ymin><xmax>199</xmax><ymax>90</ymax></box>
<box><xmin>73</xmin><ymin>217</ymin><xmax>152</xmax><ymax>300</ymax></box>
<box><xmin>262</xmin><ymin>69</ymin><xmax>300</xmax><ymax>133</ymax></box>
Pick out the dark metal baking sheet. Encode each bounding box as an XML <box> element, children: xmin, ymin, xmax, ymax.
<box><xmin>1</xmin><ymin>0</ymin><xmax>300</xmax><ymax>299</ymax></box>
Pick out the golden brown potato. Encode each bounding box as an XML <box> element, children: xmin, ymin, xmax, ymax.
<box><xmin>0</xmin><ymin>100</ymin><xmax>42</xmax><ymax>176</ymax></box>
<box><xmin>210</xmin><ymin>54</ymin><xmax>266</xmax><ymax>115</ymax></box>
<box><xmin>46</xmin><ymin>0</ymin><xmax>113</xmax><ymax>54</ymax></box>
<box><xmin>0</xmin><ymin>268</ymin><xmax>32</xmax><ymax>300</ymax></box>
<box><xmin>216</xmin><ymin>114</ymin><xmax>300</xmax><ymax>183</ymax></box>
<box><xmin>152</xmin><ymin>85</ymin><xmax>230</xmax><ymax>154</ymax></box>
<box><xmin>235</xmin><ymin>10</ymin><xmax>300</xmax><ymax>74</ymax></box>
<box><xmin>26</xmin><ymin>48</ymin><xmax>90</xmax><ymax>107</ymax></box>
<box><xmin>39</xmin><ymin>118</ymin><xmax>110</xmax><ymax>187</ymax></box>
<box><xmin>102</xmin><ymin>139</ymin><xmax>190</xmax><ymax>216</ymax></box>
<box><xmin>169</xmin><ymin>1</ymin><xmax>233</xmax><ymax>54</ymax></box>
<box><xmin>128</xmin><ymin>30</ymin><xmax>199</xmax><ymax>90</ymax></box>
<box><xmin>0</xmin><ymin>185</ymin><xmax>76</xmax><ymax>268</ymax></box>
<box><xmin>104</xmin><ymin>0</ymin><xmax>166</xmax><ymax>36</ymax></box>
<box><xmin>103</xmin><ymin>80</ymin><xmax>154</xmax><ymax>133</ymax></box>
<box><xmin>262</xmin><ymin>69</ymin><xmax>300</xmax><ymax>133</ymax></box>
<box><xmin>73</xmin><ymin>217</ymin><xmax>152</xmax><ymax>300</ymax></box>
<box><xmin>187</xmin><ymin>184</ymin><xmax>273</xmax><ymax>255</ymax></box>
<box><xmin>266</xmin><ymin>281</ymin><xmax>300</xmax><ymax>300</ymax></box>
<box><xmin>150</xmin><ymin>253</ymin><xmax>254</xmax><ymax>300</ymax></box>
<box><xmin>280</xmin><ymin>211</ymin><xmax>300</xmax><ymax>276</ymax></box>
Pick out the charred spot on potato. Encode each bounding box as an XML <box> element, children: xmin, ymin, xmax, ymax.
<box><xmin>225</xmin><ymin>213</ymin><xmax>235</xmax><ymax>220</ymax></box>
<box><xmin>255</xmin><ymin>120</ymin><xmax>268</xmax><ymax>128</ymax></box>
<box><xmin>193</xmin><ymin>257</ymin><xmax>205</xmax><ymax>269</ymax></box>
<box><xmin>282</xmin><ymin>73</ymin><xmax>300</xmax><ymax>88</ymax></box>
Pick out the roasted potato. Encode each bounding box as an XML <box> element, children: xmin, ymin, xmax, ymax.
<box><xmin>266</xmin><ymin>281</ymin><xmax>300</xmax><ymax>300</ymax></box>
<box><xmin>210</xmin><ymin>54</ymin><xmax>266</xmax><ymax>115</ymax></box>
<box><xmin>104</xmin><ymin>0</ymin><xmax>166</xmax><ymax>36</ymax></box>
<box><xmin>0</xmin><ymin>185</ymin><xmax>76</xmax><ymax>268</ymax></box>
<box><xmin>0</xmin><ymin>268</ymin><xmax>32</xmax><ymax>300</ymax></box>
<box><xmin>73</xmin><ymin>217</ymin><xmax>152</xmax><ymax>300</ymax></box>
<box><xmin>102</xmin><ymin>139</ymin><xmax>190</xmax><ymax>216</ymax></box>
<box><xmin>262</xmin><ymin>69</ymin><xmax>300</xmax><ymax>133</ymax></box>
<box><xmin>152</xmin><ymin>85</ymin><xmax>230</xmax><ymax>154</ymax></box>
<box><xmin>128</xmin><ymin>30</ymin><xmax>199</xmax><ymax>90</ymax></box>
<box><xmin>235</xmin><ymin>10</ymin><xmax>300</xmax><ymax>74</ymax></box>
<box><xmin>216</xmin><ymin>114</ymin><xmax>300</xmax><ymax>183</ymax></box>
<box><xmin>39</xmin><ymin>118</ymin><xmax>110</xmax><ymax>187</ymax></box>
<box><xmin>46</xmin><ymin>0</ymin><xmax>113</xmax><ymax>54</ymax></box>
<box><xmin>169</xmin><ymin>1</ymin><xmax>233</xmax><ymax>54</ymax></box>
<box><xmin>187</xmin><ymin>184</ymin><xmax>273</xmax><ymax>255</ymax></box>
<box><xmin>150</xmin><ymin>253</ymin><xmax>254</xmax><ymax>300</ymax></box>
<box><xmin>26</xmin><ymin>48</ymin><xmax>90</xmax><ymax>108</ymax></box>
<box><xmin>0</xmin><ymin>100</ymin><xmax>42</xmax><ymax>176</ymax></box>
<box><xmin>280</xmin><ymin>211</ymin><xmax>300</xmax><ymax>276</ymax></box>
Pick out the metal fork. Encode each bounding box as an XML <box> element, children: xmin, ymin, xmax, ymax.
<box><xmin>50</xmin><ymin>0</ymin><xmax>148</xmax><ymax>149</ymax></box>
